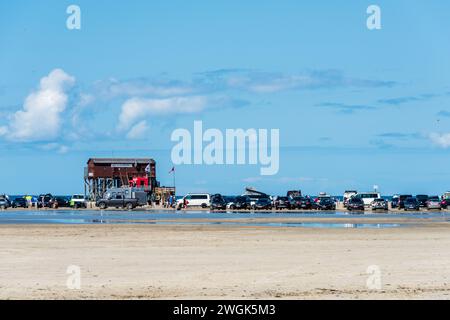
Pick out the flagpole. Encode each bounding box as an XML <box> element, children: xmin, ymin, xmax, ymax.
<box><xmin>173</xmin><ymin>167</ymin><xmax>176</xmax><ymax>198</ymax></box>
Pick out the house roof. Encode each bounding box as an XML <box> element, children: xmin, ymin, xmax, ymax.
<box><xmin>87</xmin><ymin>158</ymin><xmax>155</xmax><ymax>165</ymax></box>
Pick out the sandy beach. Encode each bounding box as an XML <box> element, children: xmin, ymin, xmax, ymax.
<box><xmin>1</xmin><ymin>218</ymin><xmax>450</xmax><ymax>300</ymax></box>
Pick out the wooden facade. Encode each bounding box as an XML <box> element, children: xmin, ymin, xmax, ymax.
<box><xmin>84</xmin><ymin>158</ymin><xmax>157</xmax><ymax>200</ymax></box>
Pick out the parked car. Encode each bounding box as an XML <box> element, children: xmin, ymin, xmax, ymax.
<box><xmin>316</xmin><ymin>198</ymin><xmax>336</xmax><ymax>210</ymax></box>
<box><xmin>0</xmin><ymin>195</ymin><xmax>11</xmax><ymax>209</ymax></box>
<box><xmin>391</xmin><ymin>195</ymin><xmax>399</xmax><ymax>208</ymax></box>
<box><xmin>299</xmin><ymin>196</ymin><xmax>313</xmax><ymax>209</ymax></box>
<box><xmin>12</xmin><ymin>197</ymin><xmax>28</xmax><ymax>208</ymax></box>
<box><xmin>37</xmin><ymin>194</ymin><xmax>57</xmax><ymax>208</ymax></box>
<box><xmin>177</xmin><ymin>193</ymin><xmax>211</xmax><ymax>209</ymax></box>
<box><xmin>314</xmin><ymin>192</ymin><xmax>331</xmax><ymax>202</ymax></box>
<box><xmin>70</xmin><ymin>194</ymin><xmax>87</xmax><ymax>208</ymax></box>
<box><xmin>398</xmin><ymin>194</ymin><xmax>413</xmax><ymax>209</ymax></box>
<box><xmin>440</xmin><ymin>198</ymin><xmax>450</xmax><ymax>209</ymax></box>
<box><xmin>253</xmin><ymin>198</ymin><xmax>273</xmax><ymax>210</ymax></box>
<box><xmin>246</xmin><ymin>193</ymin><xmax>270</xmax><ymax>207</ymax></box>
<box><xmin>416</xmin><ymin>195</ymin><xmax>428</xmax><ymax>207</ymax></box>
<box><xmin>404</xmin><ymin>197</ymin><xmax>419</xmax><ymax>211</ymax></box>
<box><xmin>230</xmin><ymin>196</ymin><xmax>252</xmax><ymax>210</ymax></box>
<box><xmin>355</xmin><ymin>192</ymin><xmax>381</xmax><ymax>207</ymax></box>
<box><xmin>343</xmin><ymin>190</ymin><xmax>358</xmax><ymax>208</ymax></box>
<box><xmin>210</xmin><ymin>194</ymin><xmax>227</xmax><ymax>210</ymax></box>
<box><xmin>347</xmin><ymin>197</ymin><xmax>365</xmax><ymax>211</ymax></box>
<box><xmin>290</xmin><ymin>196</ymin><xmax>312</xmax><ymax>209</ymax></box>
<box><xmin>224</xmin><ymin>196</ymin><xmax>236</xmax><ymax>209</ymax></box>
<box><xmin>311</xmin><ymin>194</ymin><xmax>330</xmax><ymax>210</ymax></box>
<box><xmin>371</xmin><ymin>198</ymin><xmax>388</xmax><ymax>211</ymax></box>
<box><xmin>426</xmin><ymin>196</ymin><xmax>441</xmax><ymax>210</ymax></box>
<box><xmin>53</xmin><ymin>196</ymin><xmax>70</xmax><ymax>208</ymax></box>
<box><xmin>274</xmin><ymin>196</ymin><xmax>291</xmax><ymax>210</ymax></box>
<box><xmin>96</xmin><ymin>191</ymin><xmax>140</xmax><ymax>210</ymax></box>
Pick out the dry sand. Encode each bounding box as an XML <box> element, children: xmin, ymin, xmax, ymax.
<box><xmin>1</xmin><ymin>219</ymin><xmax>450</xmax><ymax>299</ymax></box>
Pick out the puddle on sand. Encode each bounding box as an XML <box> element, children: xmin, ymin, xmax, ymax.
<box><xmin>0</xmin><ymin>218</ymin><xmax>403</xmax><ymax>228</ymax></box>
<box><xmin>1</xmin><ymin>209</ymin><xmax>445</xmax><ymax>228</ymax></box>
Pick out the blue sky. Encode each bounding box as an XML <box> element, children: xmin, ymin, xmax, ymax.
<box><xmin>1</xmin><ymin>0</ymin><xmax>450</xmax><ymax>196</ymax></box>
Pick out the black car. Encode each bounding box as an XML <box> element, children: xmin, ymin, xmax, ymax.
<box><xmin>316</xmin><ymin>198</ymin><xmax>336</xmax><ymax>211</ymax></box>
<box><xmin>391</xmin><ymin>196</ymin><xmax>399</xmax><ymax>208</ymax></box>
<box><xmin>416</xmin><ymin>195</ymin><xmax>428</xmax><ymax>207</ymax></box>
<box><xmin>37</xmin><ymin>194</ymin><xmax>57</xmax><ymax>208</ymax></box>
<box><xmin>347</xmin><ymin>197</ymin><xmax>365</xmax><ymax>211</ymax></box>
<box><xmin>230</xmin><ymin>196</ymin><xmax>252</xmax><ymax>210</ymax></box>
<box><xmin>274</xmin><ymin>196</ymin><xmax>291</xmax><ymax>210</ymax></box>
<box><xmin>253</xmin><ymin>198</ymin><xmax>272</xmax><ymax>210</ymax></box>
<box><xmin>290</xmin><ymin>196</ymin><xmax>312</xmax><ymax>210</ymax></box>
<box><xmin>54</xmin><ymin>196</ymin><xmax>71</xmax><ymax>208</ymax></box>
<box><xmin>12</xmin><ymin>197</ymin><xmax>28</xmax><ymax>208</ymax></box>
<box><xmin>398</xmin><ymin>194</ymin><xmax>413</xmax><ymax>209</ymax></box>
<box><xmin>404</xmin><ymin>197</ymin><xmax>419</xmax><ymax>211</ymax></box>
<box><xmin>300</xmin><ymin>196</ymin><xmax>313</xmax><ymax>209</ymax></box>
<box><xmin>210</xmin><ymin>194</ymin><xmax>227</xmax><ymax>210</ymax></box>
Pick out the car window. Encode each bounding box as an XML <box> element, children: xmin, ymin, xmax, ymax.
<box><xmin>191</xmin><ymin>195</ymin><xmax>208</xmax><ymax>200</ymax></box>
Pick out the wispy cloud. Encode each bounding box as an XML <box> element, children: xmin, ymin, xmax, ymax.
<box><xmin>429</xmin><ymin>132</ymin><xmax>450</xmax><ymax>148</ymax></box>
<box><xmin>378</xmin><ymin>93</ymin><xmax>438</xmax><ymax>105</ymax></box>
<box><xmin>39</xmin><ymin>142</ymin><xmax>70</xmax><ymax>154</ymax></box>
<box><xmin>437</xmin><ymin>110</ymin><xmax>450</xmax><ymax>117</ymax></box>
<box><xmin>377</xmin><ymin>132</ymin><xmax>422</xmax><ymax>140</ymax></box>
<box><xmin>198</xmin><ymin>69</ymin><xmax>395</xmax><ymax>93</ymax></box>
<box><xmin>117</xmin><ymin>95</ymin><xmax>247</xmax><ymax>132</ymax></box>
<box><xmin>371</xmin><ymin>132</ymin><xmax>425</xmax><ymax>149</ymax></box>
<box><xmin>92</xmin><ymin>77</ymin><xmax>196</xmax><ymax>99</ymax></box>
<box><xmin>126</xmin><ymin>120</ymin><xmax>150</xmax><ymax>140</ymax></box>
<box><xmin>316</xmin><ymin>102</ymin><xmax>375</xmax><ymax>113</ymax></box>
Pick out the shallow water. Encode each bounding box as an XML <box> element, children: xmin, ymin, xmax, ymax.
<box><xmin>0</xmin><ymin>209</ymin><xmax>448</xmax><ymax>228</ymax></box>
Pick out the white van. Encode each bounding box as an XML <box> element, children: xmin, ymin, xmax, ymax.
<box><xmin>356</xmin><ymin>192</ymin><xmax>381</xmax><ymax>207</ymax></box>
<box><xmin>177</xmin><ymin>193</ymin><xmax>211</xmax><ymax>209</ymax></box>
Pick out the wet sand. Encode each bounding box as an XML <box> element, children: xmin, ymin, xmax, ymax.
<box><xmin>1</xmin><ymin>219</ymin><xmax>450</xmax><ymax>299</ymax></box>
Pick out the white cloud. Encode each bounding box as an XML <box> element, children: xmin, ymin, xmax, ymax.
<box><xmin>88</xmin><ymin>78</ymin><xmax>194</xmax><ymax>102</ymax></box>
<box><xmin>40</xmin><ymin>142</ymin><xmax>70</xmax><ymax>154</ymax></box>
<box><xmin>0</xmin><ymin>126</ymin><xmax>7</xmax><ymax>136</ymax></box>
<box><xmin>107</xmin><ymin>79</ymin><xmax>193</xmax><ymax>97</ymax></box>
<box><xmin>200</xmin><ymin>69</ymin><xmax>395</xmax><ymax>93</ymax></box>
<box><xmin>2</xmin><ymin>69</ymin><xmax>75</xmax><ymax>141</ymax></box>
<box><xmin>429</xmin><ymin>132</ymin><xmax>450</xmax><ymax>148</ymax></box>
<box><xmin>118</xmin><ymin>96</ymin><xmax>208</xmax><ymax>130</ymax></box>
<box><xmin>126</xmin><ymin>120</ymin><xmax>150</xmax><ymax>140</ymax></box>
<box><xmin>57</xmin><ymin>145</ymin><xmax>70</xmax><ymax>154</ymax></box>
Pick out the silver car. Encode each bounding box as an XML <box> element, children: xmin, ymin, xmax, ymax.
<box><xmin>371</xmin><ymin>198</ymin><xmax>388</xmax><ymax>211</ymax></box>
<box><xmin>426</xmin><ymin>196</ymin><xmax>441</xmax><ymax>210</ymax></box>
<box><xmin>0</xmin><ymin>195</ymin><xmax>11</xmax><ymax>209</ymax></box>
